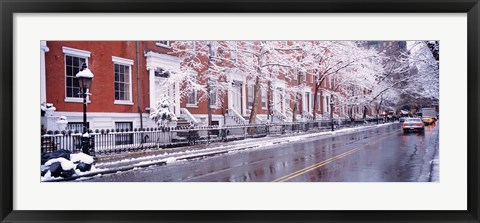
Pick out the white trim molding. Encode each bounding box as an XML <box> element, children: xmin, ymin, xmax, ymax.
<box><xmin>113</xmin><ymin>57</ymin><xmax>134</xmax><ymax>104</ymax></box>
<box><xmin>112</xmin><ymin>56</ymin><xmax>134</xmax><ymax>66</ymax></box>
<box><xmin>145</xmin><ymin>51</ymin><xmax>181</xmax><ymax>117</ymax></box>
<box><xmin>62</xmin><ymin>46</ymin><xmax>91</xmax><ymax>58</ymax></box>
<box><xmin>40</xmin><ymin>41</ymin><xmax>49</xmax><ymax>104</ymax></box>
<box><xmin>41</xmin><ymin>41</ymin><xmax>49</xmax><ymax>52</ymax></box>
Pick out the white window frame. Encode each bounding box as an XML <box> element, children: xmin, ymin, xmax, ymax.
<box><xmin>261</xmin><ymin>87</ymin><xmax>267</xmax><ymax>110</ymax></box>
<box><xmin>63</xmin><ymin>47</ymin><xmax>91</xmax><ymax>103</ymax></box>
<box><xmin>187</xmin><ymin>75</ymin><xmax>198</xmax><ymax>107</ymax></box>
<box><xmin>283</xmin><ymin>66</ymin><xmax>290</xmax><ymax>77</ymax></box>
<box><xmin>210</xmin><ymin>41</ymin><xmax>218</xmax><ymax>57</ymax></box>
<box><xmin>285</xmin><ymin>94</ymin><xmax>291</xmax><ymax>111</ymax></box>
<box><xmin>113</xmin><ymin>56</ymin><xmax>134</xmax><ymax>105</ymax></box>
<box><xmin>247</xmin><ymin>85</ymin><xmax>254</xmax><ymax>109</ymax></box>
<box><xmin>231</xmin><ymin>41</ymin><xmax>238</xmax><ymax>62</ymax></box>
<box><xmin>156</xmin><ymin>41</ymin><xmax>170</xmax><ymax>48</ymax></box>
<box><xmin>310</xmin><ymin>71</ymin><xmax>314</xmax><ymax>84</ymax></box>
<box><xmin>310</xmin><ymin>92</ymin><xmax>314</xmax><ymax>113</ymax></box>
<box><xmin>209</xmin><ymin>84</ymin><xmax>218</xmax><ymax>108</ymax></box>
<box><xmin>317</xmin><ymin>93</ymin><xmax>321</xmax><ymax>112</ymax></box>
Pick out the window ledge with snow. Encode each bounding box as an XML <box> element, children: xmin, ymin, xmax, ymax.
<box><xmin>114</xmin><ymin>100</ymin><xmax>134</xmax><ymax>105</ymax></box>
<box><xmin>186</xmin><ymin>104</ymin><xmax>198</xmax><ymax>108</ymax></box>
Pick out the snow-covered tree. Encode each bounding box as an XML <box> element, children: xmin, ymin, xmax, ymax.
<box><xmin>150</xmin><ymin>94</ymin><xmax>178</xmax><ymax>127</ymax></box>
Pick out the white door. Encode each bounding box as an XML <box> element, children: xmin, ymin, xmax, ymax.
<box><xmin>232</xmin><ymin>84</ymin><xmax>242</xmax><ymax>114</ymax></box>
<box><xmin>155</xmin><ymin>76</ymin><xmax>174</xmax><ymax>112</ymax></box>
<box><xmin>274</xmin><ymin>88</ymin><xmax>283</xmax><ymax>112</ymax></box>
<box><xmin>304</xmin><ymin>92</ymin><xmax>310</xmax><ymax>113</ymax></box>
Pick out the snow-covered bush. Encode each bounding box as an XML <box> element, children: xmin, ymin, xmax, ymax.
<box><xmin>150</xmin><ymin>94</ymin><xmax>177</xmax><ymax>127</ymax></box>
<box><xmin>41</xmin><ymin>102</ymin><xmax>56</xmax><ymax>116</ymax></box>
<box><xmin>56</xmin><ymin>116</ymin><xmax>68</xmax><ymax>130</ymax></box>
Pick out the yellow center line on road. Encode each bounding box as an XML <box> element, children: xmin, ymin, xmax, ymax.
<box><xmin>272</xmin><ymin>129</ymin><xmax>401</xmax><ymax>182</ymax></box>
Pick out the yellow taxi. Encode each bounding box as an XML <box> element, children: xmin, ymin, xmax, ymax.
<box><xmin>421</xmin><ymin>116</ymin><xmax>436</xmax><ymax>125</ymax></box>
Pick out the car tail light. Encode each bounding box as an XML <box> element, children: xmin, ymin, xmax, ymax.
<box><xmin>415</xmin><ymin>123</ymin><xmax>423</xmax><ymax>127</ymax></box>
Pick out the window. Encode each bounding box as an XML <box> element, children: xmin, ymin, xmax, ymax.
<box><xmin>63</xmin><ymin>47</ymin><xmax>90</xmax><ymax>100</ymax></box>
<box><xmin>285</xmin><ymin>94</ymin><xmax>291</xmax><ymax>111</ymax></box>
<box><xmin>305</xmin><ymin>92</ymin><xmax>310</xmax><ymax>112</ymax></box>
<box><xmin>247</xmin><ymin>85</ymin><xmax>254</xmax><ymax>108</ymax></box>
<box><xmin>317</xmin><ymin>94</ymin><xmax>321</xmax><ymax>111</ymax></box>
<box><xmin>283</xmin><ymin>66</ymin><xmax>290</xmax><ymax>76</ymax></box>
<box><xmin>113</xmin><ymin>56</ymin><xmax>134</xmax><ymax>104</ymax></box>
<box><xmin>210</xmin><ymin>41</ymin><xmax>218</xmax><ymax>57</ymax></box>
<box><xmin>66</xmin><ymin>122</ymin><xmax>89</xmax><ymax>133</ymax></box>
<box><xmin>302</xmin><ymin>71</ymin><xmax>306</xmax><ymax>82</ymax></box>
<box><xmin>231</xmin><ymin>41</ymin><xmax>238</xmax><ymax>62</ymax></box>
<box><xmin>156</xmin><ymin>41</ymin><xmax>170</xmax><ymax>47</ymax></box>
<box><xmin>187</xmin><ymin>75</ymin><xmax>197</xmax><ymax>106</ymax></box>
<box><xmin>261</xmin><ymin>88</ymin><xmax>267</xmax><ymax>109</ymax></box>
<box><xmin>209</xmin><ymin>84</ymin><xmax>217</xmax><ymax>107</ymax></box>
<box><xmin>311</xmin><ymin>93</ymin><xmax>314</xmax><ymax>113</ymax></box>
<box><xmin>155</xmin><ymin>68</ymin><xmax>170</xmax><ymax>78</ymax></box>
<box><xmin>115</xmin><ymin>122</ymin><xmax>133</xmax><ymax>146</ymax></box>
<box><xmin>114</xmin><ymin>64</ymin><xmax>131</xmax><ymax>102</ymax></box>
<box><xmin>326</xmin><ymin>96</ymin><xmax>330</xmax><ymax>113</ymax></box>
<box><xmin>273</xmin><ymin>65</ymin><xmax>280</xmax><ymax>76</ymax></box>
<box><xmin>296</xmin><ymin>93</ymin><xmax>300</xmax><ymax>111</ymax></box>
<box><xmin>311</xmin><ymin>70</ymin><xmax>315</xmax><ymax>84</ymax></box>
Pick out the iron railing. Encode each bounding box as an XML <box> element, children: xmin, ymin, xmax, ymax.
<box><xmin>41</xmin><ymin>118</ymin><xmax>394</xmax><ymax>156</ymax></box>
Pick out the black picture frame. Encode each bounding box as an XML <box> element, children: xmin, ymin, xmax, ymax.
<box><xmin>1</xmin><ymin>0</ymin><xmax>479</xmax><ymax>222</ymax></box>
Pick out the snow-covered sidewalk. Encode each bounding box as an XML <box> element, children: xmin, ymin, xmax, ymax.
<box><xmin>43</xmin><ymin>122</ymin><xmax>398</xmax><ymax>182</ymax></box>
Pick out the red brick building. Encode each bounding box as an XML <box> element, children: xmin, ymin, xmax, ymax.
<box><xmin>41</xmin><ymin>41</ymin><xmax>349</xmax><ymax>131</ymax></box>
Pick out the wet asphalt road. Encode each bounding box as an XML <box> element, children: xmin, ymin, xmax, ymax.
<box><xmin>82</xmin><ymin>122</ymin><xmax>439</xmax><ymax>182</ymax></box>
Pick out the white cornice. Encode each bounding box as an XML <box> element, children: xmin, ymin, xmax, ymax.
<box><xmin>144</xmin><ymin>51</ymin><xmax>180</xmax><ymax>72</ymax></box>
<box><xmin>112</xmin><ymin>56</ymin><xmax>134</xmax><ymax>66</ymax></box>
<box><xmin>62</xmin><ymin>46</ymin><xmax>91</xmax><ymax>58</ymax></box>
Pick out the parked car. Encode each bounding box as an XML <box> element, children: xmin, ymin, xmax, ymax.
<box><xmin>402</xmin><ymin>118</ymin><xmax>425</xmax><ymax>133</ymax></box>
<box><xmin>399</xmin><ymin>117</ymin><xmax>407</xmax><ymax>123</ymax></box>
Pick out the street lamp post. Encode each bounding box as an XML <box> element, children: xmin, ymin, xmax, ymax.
<box><xmin>75</xmin><ymin>63</ymin><xmax>94</xmax><ymax>155</ymax></box>
<box><xmin>330</xmin><ymin>97</ymin><xmax>334</xmax><ymax>132</ymax></box>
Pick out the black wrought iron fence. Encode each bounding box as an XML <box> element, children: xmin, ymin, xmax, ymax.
<box><xmin>41</xmin><ymin>118</ymin><xmax>392</xmax><ymax>156</ymax></box>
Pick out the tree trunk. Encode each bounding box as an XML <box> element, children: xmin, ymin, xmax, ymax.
<box><xmin>291</xmin><ymin>72</ymin><xmax>301</xmax><ymax>122</ymax></box>
<box><xmin>362</xmin><ymin>106</ymin><xmax>368</xmax><ymax>119</ymax></box>
<box><xmin>206</xmin><ymin>80</ymin><xmax>212</xmax><ymax>126</ymax></box>
<box><xmin>207</xmin><ymin>43</ymin><xmax>213</xmax><ymax>126</ymax></box>
<box><xmin>248</xmin><ymin>76</ymin><xmax>261</xmax><ymax>124</ymax></box>
<box><xmin>313</xmin><ymin>83</ymin><xmax>320</xmax><ymax>120</ymax></box>
<box><xmin>267</xmin><ymin>80</ymin><xmax>272</xmax><ymax>122</ymax></box>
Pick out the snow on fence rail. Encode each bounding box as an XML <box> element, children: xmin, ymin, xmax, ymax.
<box><xmin>41</xmin><ymin>118</ymin><xmax>392</xmax><ymax>156</ymax></box>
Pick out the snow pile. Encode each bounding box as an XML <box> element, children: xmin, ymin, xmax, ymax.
<box><xmin>41</xmin><ymin>150</ymin><xmax>97</xmax><ymax>181</ymax></box>
<box><xmin>57</xmin><ymin>116</ymin><xmax>68</xmax><ymax>124</ymax></box>
<box><xmin>71</xmin><ymin>152</ymin><xmax>94</xmax><ymax>164</ymax></box>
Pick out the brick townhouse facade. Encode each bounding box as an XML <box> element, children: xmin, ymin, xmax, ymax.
<box><xmin>41</xmin><ymin>41</ymin><xmax>360</xmax><ymax>132</ymax></box>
